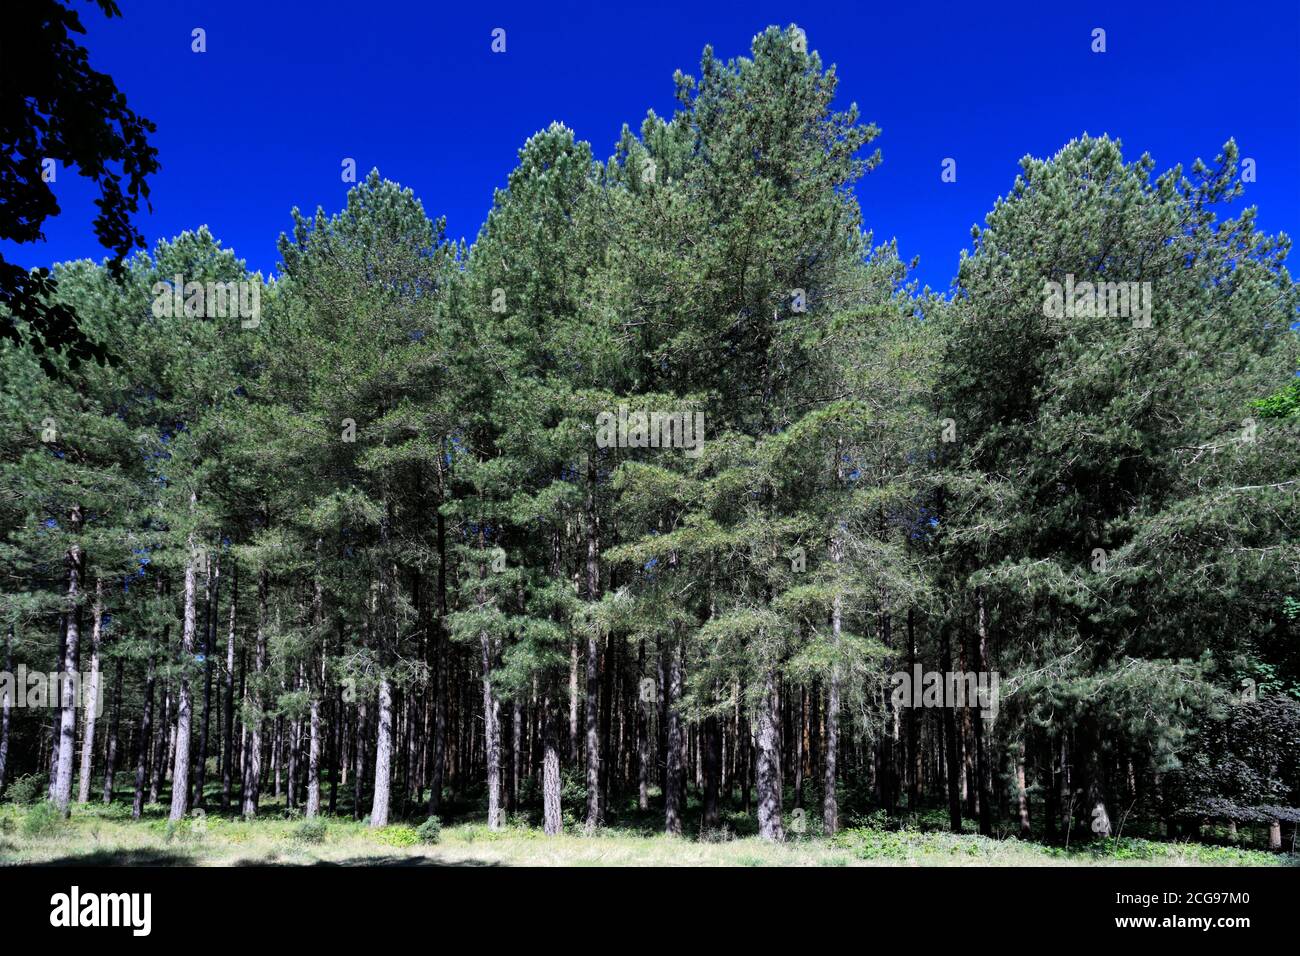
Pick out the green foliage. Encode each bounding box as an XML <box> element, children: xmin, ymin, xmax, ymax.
<box><xmin>5</xmin><ymin>774</ymin><xmax>47</xmax><ymax>805</ymax></box>
<box><xmin>1168</xmin><ymin>697</ymin><xmax>1300</xmax><ymax>821</ymax></box>
<box><xmin>21</xmin><ymin>800</ymin><xmax>65</xmax><ymax>838</ymax></box>
<box><xmin>294</xmin><ymin>819</ymin><xmax>328</xmax><ymax>844</ymax></box>
<box><xmin>415</xmin><ymin>816</ymin><xmax>441</xmax><ymax>845</ymax></box>
<box><xmin>1251</xmin><ymin>374</ymin><xmax>1300</xmax><ymax>420</ymax></box>
<box><xmin>374</xmin><ymin>825</ymin><xmax>419</xmax><ymax>848</ymax></box>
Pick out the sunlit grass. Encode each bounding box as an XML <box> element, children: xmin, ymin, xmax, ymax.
<box><xmin>0</xmin><ymin>799</ymin><xmax>1293</xmax><ymax>867</ymax></box>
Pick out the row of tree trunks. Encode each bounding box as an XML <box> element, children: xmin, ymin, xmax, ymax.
<box><xmin>14</xmin><ymin>582</ymin><xmax>949</xmax><ymax>837</ymax></box>
<box><xmin>22</xmin><ymin>514</ymin><xmax>1196</xmax><ymax>854</ymax></box>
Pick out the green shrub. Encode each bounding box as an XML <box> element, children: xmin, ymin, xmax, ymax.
<box><xmin>375</xmin><ymin>825</ymin><xmax>418</xmax><ymax>847</ymax></box>
<box><xmin>416</xmin><ymin>816</ymin><xmax>441</xmax><ymax>845</ymax></box>
<box><xmin>21</xmin><ymin>800</ymin><xmax>65</xmax><ymax>838</ymax></box>
<box><xmin>295</xmin><ymin>819</ymin><xmax>328</xmax><ymax>844</ymax></box>
<box><xmin>6</xmin><ymin>773</ymin><xmax>46</xmax><ymax>805</ymax></box>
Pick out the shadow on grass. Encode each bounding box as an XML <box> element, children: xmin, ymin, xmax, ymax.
<box><xmin>24</xmin><ymin>847</ymin><xmax>199</xmax><ymax>866</ymax></box>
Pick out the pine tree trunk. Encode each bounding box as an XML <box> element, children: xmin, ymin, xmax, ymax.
<box><xmin>665</xmin><ymin>635</ymin><xmax>685</xmax><ymax>836</ymax></box>
<box><xmin>510</xmin><ymin>699</ymin><xmax>522</xmax><ymax>814</ymax></box>
<box><xmin>427</xmin><ymin>446</ymin><xmax>449</xmax><ymax>815</ymax></box>
<box><xmin>793</xmin><ymin>685</ymin><xmax>805</xmax><ymax>811</ymax></box>
<box><xmin>958</xmin><ymin>632</ymin><xmax>975</xmax><ymax>820</ymax></box>
<box><xmin>132</xmin><ymin>654</ymin><xmax>156</xmax><ymax>819</ymax></box>
<box><xmin>1058</xmin><ymin>735</ymin><xmax>1072</xmax><ymax>837</ymax></box>
<box><xmin>54</xmin><ymin>505</ymin><xmax>84</xmax><ymax>816</ymax></box>
<box><xmin>703</xmin><ymin>710</ymin><xmax>721</xmax><ymax>830</ymax></box>
<box><xmin>221</xmin><ymin>560</ymin><xmax>237</xmax><ymax>810</ymax></box>
<box><xmin>271</xmin><ymin>712</ymin><xmax>281</xmax><ymax>799</ymax></box>
<box><xmin>906</xmin><ymin>607</ymin><xmax>920</xmax><ymax>809</ymax></box>
<box><xmin>169</xmin><ymin>522</ymin><xmax>199</xmax><ymax>821</ymax></box>
<box><xmin>241</xmin><ymin>567</ymin><xmax>268</xmax><ymax>817</ymax></box>
<box><xmin>48</xmin><ymin>614</ymin><xmax>66</xmax><ymax>799</ymax></box>
<box><xmin>939</xmin><ymin>626</ymin><xmax>963</xmax><ymax>832</ymax></box>
<box><xmin>1082</xmin><ymin>722</ymin><xmax>1109</xmax><ymax>838</ymax></box>
<box><xmin>1016</xmin><ymin>738</ymin><xmax>1031</xmax><ymax>839</ymax></box>
<box><xmin>757</xmin><ymin>667</ymin><xmax>785</xmax><ymax>842</ymax></box>
<box><xmin>166</xmin><ymin>702</ymin><xmax>177</xmax><ymax>784</ymax></box>
<box><xmin>394</xmin><ymin>686</ymin><xmax>407</xmax><ymax>814</ymax></box>
<box><xmin>824</xmin><ymin>475</ymin><xmax>844</xmax><ymax>835</ymax></box>
<box><xmin>429</xmin><ymin>640</ymin><xmax>446</xmax><ymax>814</ymax></box>
<box><xmin>425</xmin><ymin>565</ymin><xmax>444</xmax><ymax>815</ymax></box>
<box><xmin>306</xmin><ymin>544</ymin><xmax>323</xmax><ymax>817</ymax></box>
<box><xmin>76</xmin><ymin>578</ymin><xmax>104</xmax><ymax>803</ymax></box>
<box><xmin>1086</xmin><ymin>784</ymin><xmax>1110</xmax><ymax>837</ymax></box>
<box><xmin>353</xmin><ymin>698</ymin><xmax>367</xmax><ymax>820</ymax></box>
<box><xmin>823</xmin><ymin>611</ymin><xmax>842</xmax><ymax>834</ymax></box>
<box><xmin>1045</xmin><ymin>736</ymin><xmax>1060</xmax><ymax>842</ymax></box>
<box><xmin>286</xmin><ymin>679</ymin><xmax>299</xmax><ymax>810</ymax></box>
<box><xmin>599</xmin><ymin>632</ymin><xmax>615</xmax><ymax>813</ymax></box>
<box><xmin>0</xmin><ymin>625</ymin><xmax>11</xmax><ymax>795</ymax></box>
<box><xmin>101</xmin><ymin>657</ymin><xmax>123</xmax><ymax>803</ymax></box>
<box><xmin>481</xmin><ymin>627</ymin><xmax>503</xmax><ymax>830</ymax></box>
<box><xmin>542</xmin><ymin>693</ymin><xmax>563</xmax><ymax>835</ymax></box>
<box><xmin>150</xmin><ymin>685</ymin><xmax>169</xmax><ymax>804</ymax></box>
<box><xmin>306</xmin><ymin>666</ymin><xmax>322</xmax><ymax>817</ymax></box>
<box><xmin>194</xmin><ymin>549</ymin><xmax>218</xmax><ymax>808</ymax></box>
<box><xmin>636</xmin><ymin>641</ymin><xmax>650</xmax><ymax>812</ymax></box>
<box><xmin>569</xmin><ymin>636</ymin><xmax>579</xmax><ymax>764</ymax></box>
<box><xmin>580</xmin><ymin>454</ymin><xmax>604</xmax><ymax>830</ymax></box>
<box><xmin>328</xmin><ymin>663</ymin><xmax>341</xmax><ymax>814</ymax></box>
<box><xmin>972</xmin><ymin>593</ymin><xmax>993</xmax><ymax>836</ymax></box>
<box><xmin>369</xmin><ymin>677</ymin><xmax>393</xmax><ymax>827</ymax></box>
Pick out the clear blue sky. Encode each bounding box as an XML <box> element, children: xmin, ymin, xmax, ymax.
<box><xmin>7</xmin><ymin>0</ymin><xmax>1299</xmax><ymax>293</ymax></box>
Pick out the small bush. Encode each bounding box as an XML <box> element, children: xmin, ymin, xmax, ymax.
<box><xmin>21</xmin><ymin>800</ymin><xmax>65</xmax><ymax>838</ymax></box>
<box><xmin>6</xmin><ymin>774</ymin><xmax>46</xmax><ymax>805</ymax></box>
<box><xmin>375</xmin><ymin>825</ymin><xmax>418</xmax><ymax>847</ymax></box>
<box><xmin>416</xmin><ymin>816</ymin><xmax>441</xmax><ymax>845</ymax></box>
<box><xmin>295</xmin><ymin>819</ymin><xmax>328</xmax><ymax>844</ymax></box>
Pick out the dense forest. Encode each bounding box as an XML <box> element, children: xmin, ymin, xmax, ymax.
<box><xmin>2</xmin><ymin>26</ymin><xmax>1298</xmax><ymax>853</ymax></box>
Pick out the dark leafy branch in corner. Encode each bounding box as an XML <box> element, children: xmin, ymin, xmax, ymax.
<box><xmin>0</xmin><ymin>0</ymin><xmax>159</xmax><ymax>371</ymax></box>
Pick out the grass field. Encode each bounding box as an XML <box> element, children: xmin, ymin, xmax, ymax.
<box><xmin>1</xmin><ymin>798</ymin><xmax>1294</xmax><ymax>867</ymax></box>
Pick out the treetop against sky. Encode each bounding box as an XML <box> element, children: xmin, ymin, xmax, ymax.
<box><xmin>2</xmin><ymin>0</ymin><xmax>1296</xmax><ymax>295</ymax></box>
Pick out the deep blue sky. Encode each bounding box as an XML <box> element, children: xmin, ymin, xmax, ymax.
<box><xmin>7</xmin><ymin>0</ymin><xmax>1299</xmax><ymax>293</ymax></box>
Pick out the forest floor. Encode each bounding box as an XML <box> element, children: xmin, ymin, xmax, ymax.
<box><xmin>1</xmin><ymin>797</ymin><xmax>1294</xmax><ymax>867</ymax></box>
